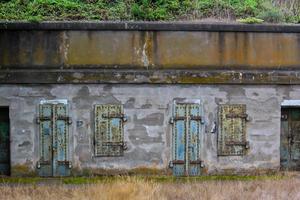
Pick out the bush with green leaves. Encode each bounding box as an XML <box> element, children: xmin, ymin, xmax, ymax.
<box><xmin>237</xmin><ymin>17</ymin><xmax>264</xmax><ymax>24</ymax></box>
<box><xmin>0</xmin><ymin>0</ymin><xmax>298</xmax><ymax>22</ymax></box>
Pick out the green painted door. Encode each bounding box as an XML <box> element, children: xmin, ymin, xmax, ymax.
<box><xmin>172</xmin><ymin>103</ymin><xmax>203</xmax><ymax>176</ymax></box>
<box><xmin>38</xmin><ymin>103</ymin><xmax>71</xmax><ymax>176</ymax></box>
<box><xmin>281</xmin><ymin>108</ymin><xmax>300</xmax><ymax>170</ymax></box>
<box><xmin>0</xmin><ymin>107</ymin><xmax>10</xmax><ymax>175</ymax></box>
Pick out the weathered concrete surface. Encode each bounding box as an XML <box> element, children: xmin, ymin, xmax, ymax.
<box><xmin>1</xmin><ymin>22</ymin><xmax>299</xmax><ymax>84</ymax></box>
<box><xmin>3</xmin><ymin>70</ymin><xmax>300</xmax><ymax>84</ymax></box>
<box><xmin>0</xmin><ymin>22</ymin><xmax>299</xmax><ymax>176</ymax></box>
<box><xmin>0</xmin><ymin>31</ymin><xmax>63</xmax><ymax>68</ymax></box>
<box><xmin>1</xmin><ymin>30</ymin><xmax>300</xmax><ymax>70</ymax></box>
<box><xmin>1</xmin><ymin>84</ymin><xmax>299</xmax><ymax>175</ymax></box>
<box><xmin>1</xmin><ymin>21</ymin><xmax>300</xmax><ymax>32</ymax></box>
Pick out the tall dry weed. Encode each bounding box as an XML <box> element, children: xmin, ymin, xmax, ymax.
<box><xmin>1</xmin><ymin>177</ymin><xmax>300</xmax><ymax>200</ymax></box>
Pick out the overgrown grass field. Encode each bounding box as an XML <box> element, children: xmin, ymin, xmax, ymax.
<box><xmin>0</xmin><ymin>175</ymin><xmax>299</xmax><ymax>199</ymax></box>
<box><xmin>0</xmin><ymin>0</ymin><xmax>299</xmax><ymax>23</ymax></box>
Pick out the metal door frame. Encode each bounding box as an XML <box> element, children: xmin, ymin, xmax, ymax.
<box><xmin>170</xmin><ymin>99</ymin><xmax>203</xmax><ymax>176</ymax></box>
<box><xmin>0</xmin><ymin>106</ymin><xmax>10</xmax><ymax>176</ymax></box>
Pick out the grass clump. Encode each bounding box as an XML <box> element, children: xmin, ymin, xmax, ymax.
<box><xmin>0</xmin><ymin>0</ymin><xmax>299</xmax><ymax>23</ymax></box>
<box><xmin>237</xmin><ymin>17</ymin><xmax>264</xmax><ymax>24</ymax></box>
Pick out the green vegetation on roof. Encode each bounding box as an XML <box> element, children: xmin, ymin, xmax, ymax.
<box><xmin>0</xmin><ymin>0</ymin><xmax>299</xmax><ymax>23</ymax></box>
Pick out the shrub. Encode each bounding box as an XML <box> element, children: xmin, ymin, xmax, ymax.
<box><xmin>0</xmin><ymin>0</ymin><xmax>298</xmax><ymax>22</ymax></box>
<box><xmin>237</xmin><ymin>17</ymin><xmax>264</xmax><ymax>24</ymax></box>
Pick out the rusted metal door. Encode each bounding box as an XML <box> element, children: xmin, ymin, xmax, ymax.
<box><xmin>0</xmin><ymin>107</ymin><xmax>10</xmax><ymax>175</ymax></box>
<box><xmin>218</xmin><ymin>104</ymin><xmax>249</xmax><ymax>156</ymax></box>
<box><xmin>281</xmin><ymin>108</ymin><xmax>300</xmax><ymax>170</ymax></box>
<box><xmin>171</xmin><ymin>103</ymin><xmax>203</xmax><ymax>176</ymax></box>
<box><xmin>94</xmin><ymin>105</ymin><xmax>126</xmax><ymax>156</ymax></box>
<box><xmin>38</xmin><ymin>103</ymin><xmax>71</xmax><ymax>176</ymax></box>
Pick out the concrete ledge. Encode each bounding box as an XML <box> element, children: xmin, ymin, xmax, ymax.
<box><xmin>1</xmin><ymin>69</ymin><xmax>300</xmax><ymax>84</ymax></box>
<box><xmin>0</xmin><ymin>21</ymin><xmax>300</xmax><ymax>32</ymax></box>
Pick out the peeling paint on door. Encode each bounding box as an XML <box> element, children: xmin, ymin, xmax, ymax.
<box><xmin>37</xmin><ymin>102</ymin><xmax>71</xmax><ymax>176</ymax></box>
<box><xmin>171</xmin><ymin>101</ymin><xmax>203</xmax><ymax>176</ymax></box>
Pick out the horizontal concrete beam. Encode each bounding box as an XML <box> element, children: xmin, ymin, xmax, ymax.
<box><xmin>0</xmin><ymin>21</ymin><xmax>300</xmax><ymax>33</ymax></box>
<box><xmin>1</xmin><ymin>31</ymin><xmax>300</xmax><ymax>70</ymax></box>
<box><xmin>1</xmin><ymin>69</ymin><xmax>300</xmax><ymax>84</ymax></box>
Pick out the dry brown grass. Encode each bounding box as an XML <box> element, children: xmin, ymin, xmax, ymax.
<box><xmin>1</xmin><ymin>176</ymin><xmax>300</xmax><ymax>200</ymax></box>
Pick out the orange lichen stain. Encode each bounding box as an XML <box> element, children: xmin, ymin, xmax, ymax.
<box><xmin>33</xmin><ymin>46</ymin><xmax>46</xmax><ymax>65</ymax></box>
<box><xmin>65</xmin><ymin>31</ymin><xmax>134</xmax><ymax>66</ymax></box>
<box><xmin>155</xmin><ymin>32</ymin><xmax>300</xmax><ymax>69</ymax></box>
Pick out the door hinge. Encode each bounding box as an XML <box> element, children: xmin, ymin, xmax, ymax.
<box><xmin>169</xmin><ymin>116</ymin><xmax>204</xmax><ymax>124</ymax></box>
<box><xmin>172</xmin><ymin>160</ymin><xmax>185</xmax><ymax>164</ymax></box>
<box><xmin>190</xmin><ymin>160</ymin><xmax>205</xmax><ymax>168</ymax></box>
<box><xmin>57</xmin><ymin>161</ymin><xmax>72</xmax><ymax>169</ymax></box>
<box><xmin>36</xmin><ymin>160</ymin><xmax>51</xmax><ymax>168</ymax></box>
<box><xmin>102</xmin><ymin>113</ymin><xmax>128</xmax><ymax>122</ymax></box>
<box><xmin>225</xmin><ymin>113</ymin><xmax>250</xmax><ymax>121</ymax></box>
<box><xmin>101</xmin><ymin>141</ymin><xmax>128</xmax><ymax>150</ymax></box>
<box><xmin>169</xmin><ymin>116</ymin><xmax>186</xmax><ymax>124</ymax></box>
<box><xmin>36</xmin><ymin>116</ymin><xmax>51</xmax><ymax>124</ymax></box>
<box><xmin>225</xmin><ymin>141</ymin><xmax>250</xmax><ymax>149</ymax></box>
<box><xmin>56</xmin><ymin>116</ymin><xmax>72</xmax><ymax>124</ymax></box>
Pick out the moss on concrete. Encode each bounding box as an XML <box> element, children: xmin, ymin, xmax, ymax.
<box><xmin>11</xmin><ymin>164</ymin><xmax>37</xmax><ymax>177</ymax></box>
<box><xmin>70</xmin><ymin>167</ymin><xmax>170</xmax><ymax>177</ymax></box>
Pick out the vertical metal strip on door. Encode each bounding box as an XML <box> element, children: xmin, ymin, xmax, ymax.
<box><xmin>172</xmin><ymin>104</ymin><xmax>186</xmax><ymax>176</ymax></box>
<box><xmin>95</xmin><ymin>105</ymin><xmax>109</xmax><ymax>156</ymax></box>
<box><xmin>188</xmin><ymin>104</ymin><xmax>201</xmax><ymax>176</ymax></box>
<box><xmin>107</xmin><ymin>105</ymin><xmax>124</xmax><ymax>156</ymax></box>
<box><xmin>38</xmin><ymin>104</ymin><xmax>53</xmax><ymax>176</ymax></box>
<box><xmin>280</xmin><ymin>108</ymin><xmax>289</xmax><ymax>169</ymax></box>
<box><xmin>53</xmin><ymin>104</ymin><xmax>70</xmax><ymax>176</ymax></box>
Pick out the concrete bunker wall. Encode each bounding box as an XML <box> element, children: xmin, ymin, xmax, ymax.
<box><xmin>2</xmin><ymin>84</ymin><xmax>298</xmax><ymax>175</ymax></box>
<box><xmin>1</xmin><ymin>22</ymin><xmax>300</xmax><ymax>176</ymax></box>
